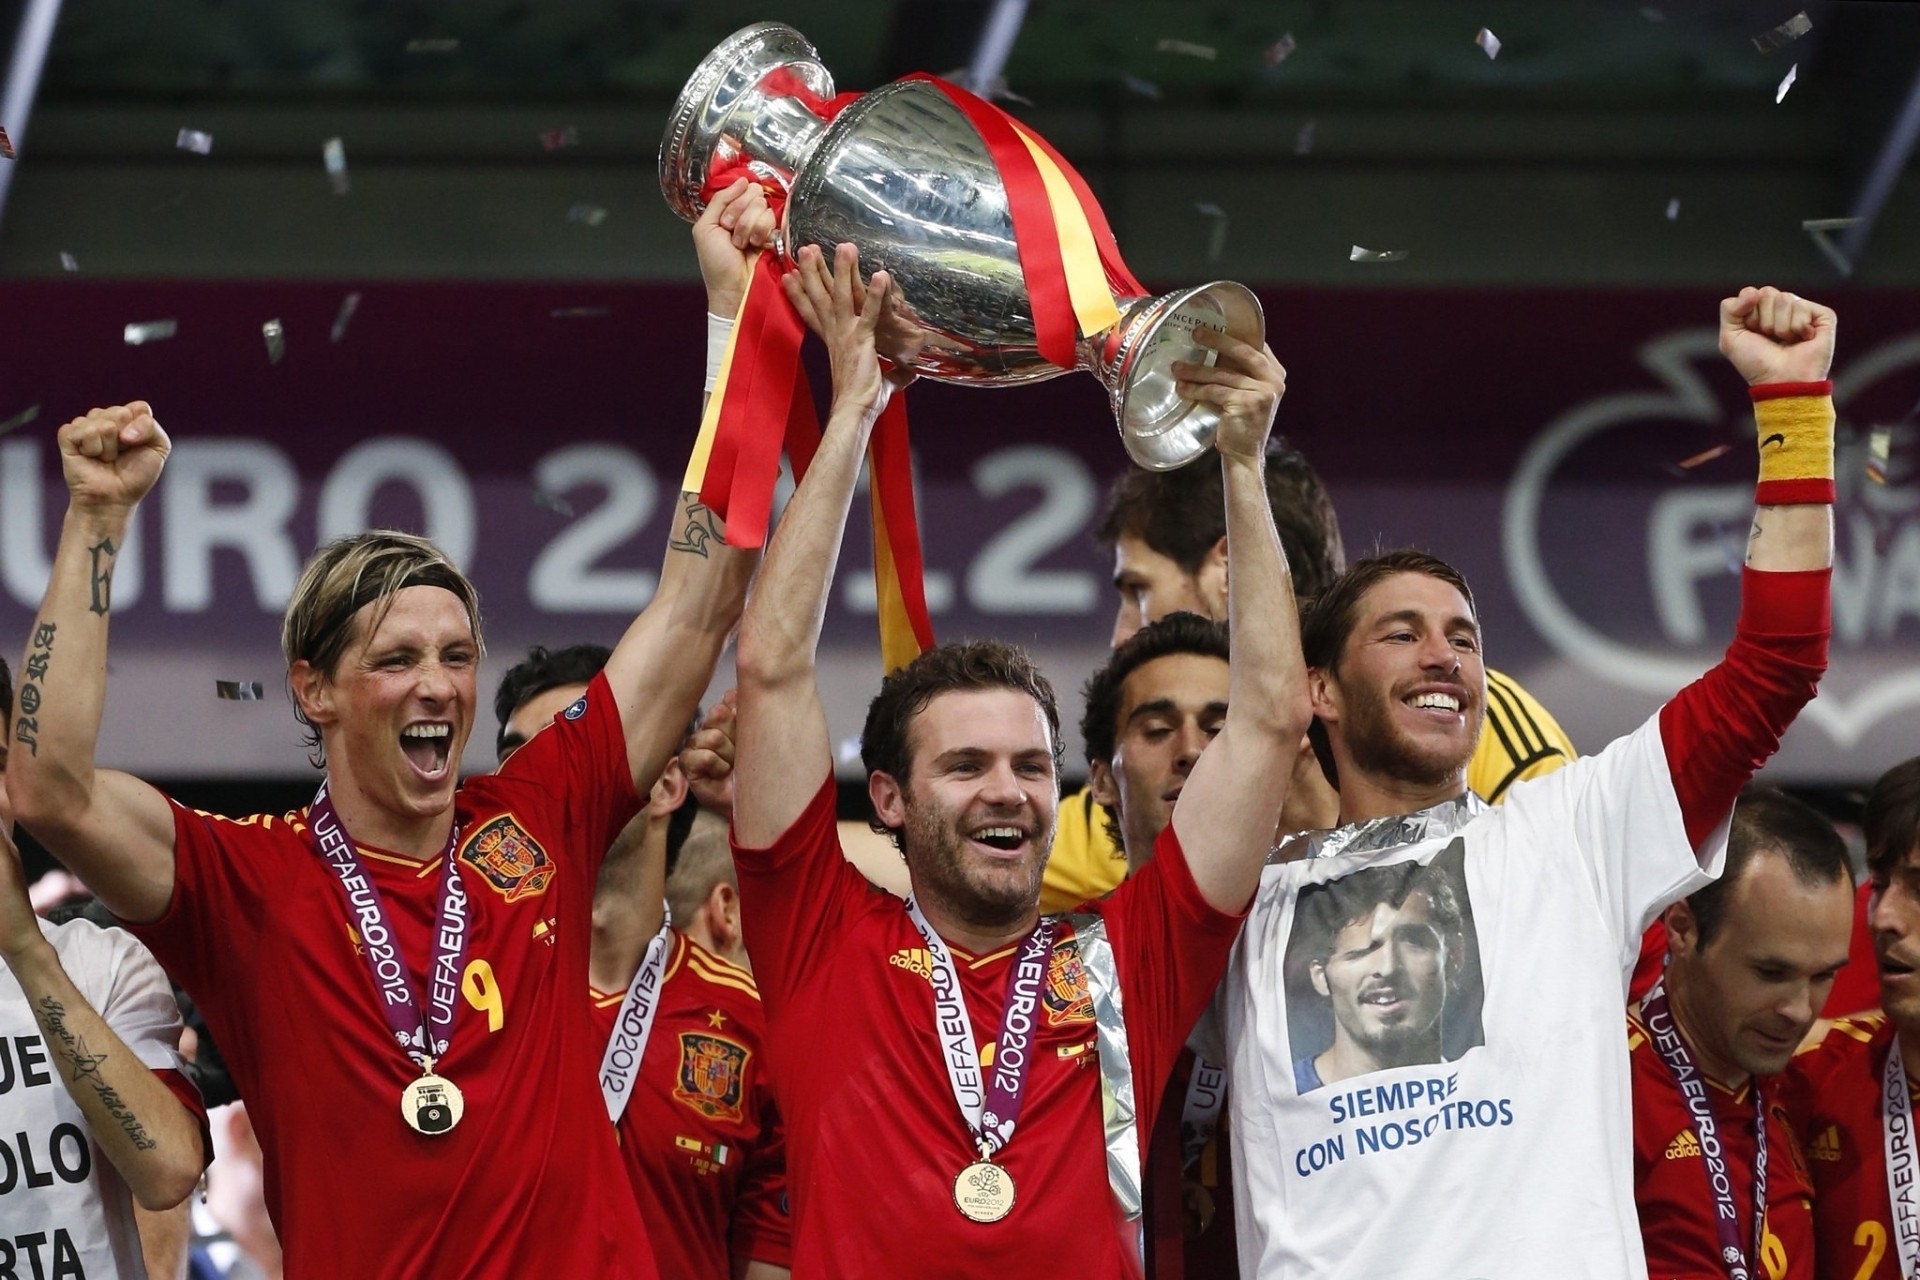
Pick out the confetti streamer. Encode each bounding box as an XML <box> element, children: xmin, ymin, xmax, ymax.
<box><xmin>1676</xmin><ymin>442</ymin><xmax>1732</xmax><ymax>470</ymax></box>
<box><xmin>532</xmin><ymin>491</ymin><xmax>576</xmax><ymax>518</ymax></box>
<box><xmin>263</xmin><ymin>319</ymin><xmax>285</xmax><ymax>365</ymax></box>
<box><xmin>1121</xmin><ymin>73</ymin><xmax>1163</xmax><ymax>100</ymax></box>
<box><xmin>58</xmin><ymin>251</ymin><xmax>77</xmax><ymax>271</ymax></box>
<box><xmin>330</xmin><ymin>291</ymin><xmax>362</xmax><ymax>343</ymax></box>
<box><xmin>1295</xmin><ymin>120</ymin><xmax>1317</xmax><ymax>155</ymax></box>
<box><xmin>1665</xmin><ymin>197</ymin><xmax>1680</xmax><ymax>221</ymax></box>
<box><xmin>1775</xmin><ymin>63</ymin><xmax>1798</xmax><ymax>104</ymax></box>
<box><xmin>0</xmin><ymin>126</ymin><xmax>13</xmax><ymax>159</ymax></box>
<box><xmin>0</xmin><ymin>404</ymin><xmax>40</xmax><ymax>439</ymax></box>
<box><xmin>540</xmin><ymin>126</ymin><xmax>579</xmax><ymax>151</ymax></box>
<box><xmin>1265</xmin><ymin>34</ymin><xmax>1298</xmax><ymax>68</ymax></box>
<box><xmin>1800</xmin><ymin>217</ymin><xmax>1862</xmax><ymax>232</ymax></box>
<box><xmin>1867</xmin><ymin>427</ymin><xmax>1892</xmax><ymax>484</ymax></box>
<box><xmin>1752</xmin><ymin>11</ymin><xmax>1812</xmax><ymax>53</ymax></box>
<box><xmin>1476</xmin><ymin>28</ymin><xmax>1502</xmax><ymax>60</ymax></box>
<box><xmin>1195</xmin><ymin>203</ymin><xmax>1229</xmax><ymax>262</ymax></box>
<box><xmin>323</xmin><ymin>137</ymin><xmax>349</xmax><ymax>195</ymax></box>
<box><xmin>550</xmin><ymin>306</ymin><xmax>611</xmax><ymax>319</ymax></box>
<box><xmin>1350</xmin><ymin>245</ymin><xmax>1408</xmax><ymax>263</ymax></box>
<box><xmin>567</xmin><ymin>203</ymin><xmax>608</xmax><ymax>227</ymax></box>
<box><xmin>1805</xmin><ymin>227</ymin><xmax>1852</xmax><ymax>277</ymax></box>
<box><xmin>176</xmin><ymin>128</ymin><xmax>213</xmax><ymax>155</ymax></box>
<box><xmin>123</xmin><ymin>319</ymin><xmax>178</xmax><ymax>345</ymax></box>
<box><xmin>1156</xmin><ymin>38</ymin><xmax>1217</xmax><ymax>60</ymax></box>
<box><xmin>216</xmin><ymin>680</ymin><xmax>266</xmax><ymax>701</ymax></box>
<box><xmin>405</xmin><ymin>38</ymin><xmax>459</xmax><ymax>53</ymax></box>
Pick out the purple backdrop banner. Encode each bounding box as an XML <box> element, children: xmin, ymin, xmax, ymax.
<box><xmin>1</xmin><ymin>281</ymin><xmax>1915</xmax><ymax>779</ymax></box>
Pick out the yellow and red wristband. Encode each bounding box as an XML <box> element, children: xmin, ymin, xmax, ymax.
<box><xmin>1750</xmin><ymin>379</ymin><xmax>1834</xmax><ymax>505</ymax></box>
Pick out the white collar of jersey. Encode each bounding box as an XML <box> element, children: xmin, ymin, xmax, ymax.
<box><xmin>1268</xmin><ymin>790</ymin><xmax>1489</xmax><ymax>864</ymax></box>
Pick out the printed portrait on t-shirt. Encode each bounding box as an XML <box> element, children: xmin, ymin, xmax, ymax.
<box><xmin>1283</xmin><ymin>839</ymin><xmax>1485</xmax><ymax>1093</ymax></box>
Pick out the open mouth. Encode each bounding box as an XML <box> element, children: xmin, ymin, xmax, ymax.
<box><xmin>1405</xmin><ymin>690</ymin><xmax>1463</xmax><ymax>719</ymax></box>
<box><xmin>401</xmin><ymin>722</ymin><xmax>453</xmax><ymax>779</ymax></box>
<box><xmin>1882</xmin><ymin>956</ymin><xmax>1917</xmax><ymax>980</ymax></box>
<box><xmin>969</xmin><ymin>825</ymin><xmax>1029</xmax><ymax>856</ymax></box>
<box><xmin>1359</xmin><ymin>988</ymin><xmax>1408</xmax><ymax>1014</ymax></box>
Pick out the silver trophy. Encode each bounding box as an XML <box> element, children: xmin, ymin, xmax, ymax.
<box><xmin>660</xmin><ymin>22</ymin><xmax>1265</xmax><ymax>471</ymax></box>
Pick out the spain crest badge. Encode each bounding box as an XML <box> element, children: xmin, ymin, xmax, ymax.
<box><xmin>673</xmin><ymin>1032</ymin><xmax>749</xmax><ymax>1123</ymax></box>
<box><xmin>458</xmin><ymin>814</ymin><xmax>555</xmax><ymax>902</ymax></box>
<box><xmin>1043</xmin><ymin>935</ymin><xmax>1094</xmax><ymax>1025</ymax></box>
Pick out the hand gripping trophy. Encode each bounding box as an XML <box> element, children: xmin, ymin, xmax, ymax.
<box><xmin>660</xmin><ymin>21</ymin><xmax>1265</xmax><ymax>471</ymax></box>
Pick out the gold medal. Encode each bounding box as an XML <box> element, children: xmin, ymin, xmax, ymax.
<box><xmin>953</xmin><ymin>1158</ymin><xmax>1016</xmax><ymax>1223</ymax></box>
<box><xmin>400</xmin><ymin>1069</ymin><xmax>465</xmax><ymax>1136</ymax></box>
<box><xmin>1181</xmin><ymin>1178</ymin><xmax>1217</xmax><ymax>1239</ymax></box>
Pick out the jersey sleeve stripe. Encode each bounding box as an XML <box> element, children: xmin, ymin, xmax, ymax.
<box><xmin>1484</xmin><ymin>675</ymin><xmax>1544</xmax><ymax>757</ymax></box>
<box><xmin>1481</xmin><ymin>749</ymin><xmax>1568</xmax><ymax>803</ymax></box>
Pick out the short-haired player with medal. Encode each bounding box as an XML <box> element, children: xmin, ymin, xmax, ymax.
<box><xmin>6</xmin><ymin>188</ymin><xmax>764</xmax><ymax>1279</ymax></box>
<box><xmin>724</xmin><ymin>240</ymin><xmax>1306</xmax><ymax>1276</ymax></box>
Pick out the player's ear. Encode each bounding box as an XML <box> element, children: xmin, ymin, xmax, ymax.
<box><xmin>1198</xmin><ymin>535</ymin><xmax>1229</xmax><ymax>616</ymax></box>
<box><xmin>1307</xmin><ymin>665</ymin><xmax>1339</xmax><ymax>723</ymax></box>
<box><xmin>1310</xmin><ymin>959</ymin><xmax>1330</xmax><ymax>998</ymax></box>
<box><xmin>648</xmin><ymin>758</ymin><xmax>689</xmax><ymax>818</ymax></box>
<box><xmin>289</xmin><ymin>660</ymin><xmax>335</xmax><ymax>728</ymax></box>
<box><xmin>869</xmin><ymin>770</ymin><xmax>908</xmax><ymax>829</ymax></box>
<box><xmin>1088</xmin><ymin>758</ymin><xmax>1120</xmax><ymax>809</ymax></box>
<box><xmin>1663</xmin><ymin>899</ymin><xmax>1700</xmax><ymax>960</ymax></box>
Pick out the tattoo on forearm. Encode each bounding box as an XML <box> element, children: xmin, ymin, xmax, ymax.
<box><xmin>669</xmin><ymin>494</ymin><xmax>722</xmax><ymax>558</ymax></box>
<box><xmin>15</xmin><ymin>621</ymin><xmax>54</xmax><ymax>756</ymax></box>
<box><xmin>34</xmin><ymin>996</ymin><xmax>157</xmax><ymax>1151</ymax></box>
<box><xmin>88</xmin><ymin>537</ymin><xmax>117</xmax><ymax>615</ymax></box>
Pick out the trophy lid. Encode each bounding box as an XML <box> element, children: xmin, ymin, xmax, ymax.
<box><xmin>659</xmin><ymin>23</ymin><xmax>833</xmax><ymax>224</ymax></box>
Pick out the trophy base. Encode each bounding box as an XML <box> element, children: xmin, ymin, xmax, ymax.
<box><xmin>1093</xmin><ymin>283</ymin><xmax>1266</xmax><ymax>471</ymax></box>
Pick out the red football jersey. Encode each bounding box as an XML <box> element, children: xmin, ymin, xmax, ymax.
<box><xmin>1144</xmin><ymin>1048</ymin><xmax>1238</xmax><ymax>1280</ymax></box>
<box><xmin>733</xmin><ymin>776</ymin><xmax>1245</xmax><ymax>1280</ymax></box>
<box><xmin>1628</xmin><ymin>1010</ymin><xmax>1816</xmax><ymax>1280</ymax></box>
<box><xmin>591</xmin><ymin>929</ymin><xmax>790</xmax><ymax>1280</ymax></box>
<box><xmin>129</xmin><ymin>673</ymin><xmax>656</xmax><ymax>1280</ymax></box>
<box><xmin>1779</xmin><ymin>1014</ymin><xmax>1905</xmax><ymax>1280</ymax></box>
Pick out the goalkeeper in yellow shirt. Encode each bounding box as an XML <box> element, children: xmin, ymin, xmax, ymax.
<box><xmin>1043</xmin><ymin>442</ymin><xmax>1575</xmax><ymax>913</ymax></box>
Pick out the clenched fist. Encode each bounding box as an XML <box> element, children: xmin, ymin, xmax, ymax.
<box><xmin>58</xmin><ymin>401</ymin><xmax>171</xmax><ymax>512</ymax></box>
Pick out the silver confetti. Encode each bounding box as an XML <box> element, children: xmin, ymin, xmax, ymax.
<box><xmin>1350</xmin><ymin>245</ymin><xmax>1409</xmax><ymax>263</ymax></box>
<box><xmin>405</xmin><ymin>38</ymin><xmax>459</xmax><ymax>53</ymax></box>
<box><xmin>1265</xmin><ymin>34</ymin><xmax>1297</xmax><ymax>68</ymax></box>
<box><xmin>1666</xmin><ymin>197</ymin><xmax>1681</xmax><ymax>221</ymax></box>
<box><xmin>58</xmin><ymin>251</ymin><xmax>77</xmax><ymax>271</ymax></box>
<box><xmin>1295</xmin><ymin>120</ymin><xmax>1317</xmax><ymax>155</ymax></box>
<box><xmin>263</xmin><ymin>318</ymin><xmax>285</xmax><ymax>365</ymax></box>
<box><xmin>550</xmin><ymin>306</ymin><xmax>611</xmax><ymax>319</ymax></box>
<box><xmin>1867</xmin><ymin>427</ymin><xmax>1892</xmax><ymax>484</ymax></box>
<box><xmin>567</xmin><ymin>202</ymin><xmax>608</xmax><ymax>227</ymax></box>
<box><xmin>323</xmin><ymin>137</ymin><xmax>349</xmax><ymax>195</ymax></box>
<box><xmin>1156</xmin><ymin>38</ymin><xmax>1217</xmax><ymax>61</ymax></box>
<box><xmin>123</xmin><ymin>319</ymin><xmax>178</xmax><ymax>345</ymax></box>
<box><xmin>1752</xmin><ymin>11</ymin><xmax>1812</xmax><ymax>53</ymax></box>
<box><xmin>1121</xmin><ymin>73</ymin><xmax>1163</xmax><ymax>101</ymax></box>
<box><xmin>540</xmin><ymin>126</ymin><xmax>579</xmax><ymax>151</ymax></box>
<box><xmin>216</xmin><ymin>680</ymin><xmax>266</xmax><ymax>701</ymax></box>
<box><xmin>330</xmin><ymin>291</ymin><xmax>362</xmax><ymax>343</ymax></box>
<box><xmin>1805</xmin><ymin>227</ymin><xmax>1853</xmax><ymax>277</ymax></box>
<box><xmin>1195</xmin><ymin>203</ymin><xmax>1229</xmax><ymax>262</ymax></box>
<box><xmin>176</xmin><ymin>128</ymin><xmax>213</xmax><ymax>155</ymax></box>
<box><xmin>532</xmin><ymin>491</ymin><xmax>576</xmax><ymax>518</ymax></box>
<box><xmin>0</xmin><ymin>404</ymin><xmax>40</xmax><ymax>439</ymax></box>
<box><xmin>1775</xmin><ymin>63</ymin><xmax>1798</xmax><ymax>104</ymax></box>
<box><xmin>1801</xmin><ymin>217</ymin><xmax>1862</xmax><ymax>231</ymax></box>
<box><xmin>1476</xmin><ymin>28</ymin><xmax>1502</xmax><ymax>60</ymax></box>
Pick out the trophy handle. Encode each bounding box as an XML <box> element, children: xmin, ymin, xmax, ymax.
<box><xmin>1085</xmin><ymin>283</ymin><xmax>1266</xmax><ymax>472</ymax></box>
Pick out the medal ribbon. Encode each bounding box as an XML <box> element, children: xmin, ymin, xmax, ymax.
<box><xmin>1178</xmin><ymin>1055</ymin><xmax>1228</xmax><ymax>1171</ymax></box>
<box><xmin>306</xmin><ymin>782</ymin><xmax>468</xmax><ymax>1067</ymax></box>
<box><xmin>1642</xmin><ymin>979</ymin><xmax>1767</xmax><ymax>1280</ymax></box>
<box><xmin>1884</xmin><ymin>1039</ymin><xmax>1920</xmax><ymax>1279</ymax></box>
<box><xmin>904</xmin><ymin>898</ymin><xmax>1056</xmax><ymax>1159</ymax></box>
<box><xmin>599</xmin><ymin>907</ymin><xmax>676</xmax><ymax>1123</ymax></box>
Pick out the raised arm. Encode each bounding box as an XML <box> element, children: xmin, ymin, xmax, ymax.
<box><xmin>1167</xmin><ymin>329</ymin><xmax>1312</xmax><ymax>911</ymax></box>
<box><xmin>599</xmin><ymin>179</ymin><xmax>774</xmax><ymax>797</ymax></box>
<box><xmin>731</xmin><ymin>243</ymin><xmax>908</xmax><ymax>848</ymax></box>
<box><xmin>1662</xmin><ymin>286</ymin><xmax>1835</xmax><ymax>852</ymax></box>
<box><xmin>0</xmin><ymin>830</ymin><xmax>205</xmax><ymax>1209</ymax></box>
<box><xmin>11</xmin><ymin>406</ymin><xmax>178</xmax><ymax>923</ymax></box>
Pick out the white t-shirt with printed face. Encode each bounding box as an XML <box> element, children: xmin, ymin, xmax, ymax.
<box><xmin>0</xmin><ymin>917</ymin><xmax>189</xmax><ymax>1280</ymax></box>
<box><xmin>1208</xmin><ymin>715</ymin><xmax>1726</xmax><ymax>1280</ymax></box>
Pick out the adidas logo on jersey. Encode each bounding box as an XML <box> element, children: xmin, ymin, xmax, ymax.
<box><xmin>1664</xmin><ymin>1130</ymin><xmax>1702</xmax><ymax>1160</ymax></box>
<box><xmin>889</xmin><ymin>948</ymin><xmax>934</xmax><ymax>981</ymax></box>
<box><xmin>1810</xmin><ymin>1125</ymin><xmax>1842</xmax><ymax>1163</ymax></box>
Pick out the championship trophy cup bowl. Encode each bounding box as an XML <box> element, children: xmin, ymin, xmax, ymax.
<box><xmin>660</xmin><ymin>22</ymin><xmax>1266</xmax><ymax>471</ymax></box>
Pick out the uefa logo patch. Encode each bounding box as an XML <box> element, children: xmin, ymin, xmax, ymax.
<box><xmin>564</xmin><ymin>696</ymin><xmax>588</xmax><ymax>721</ymax></box>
